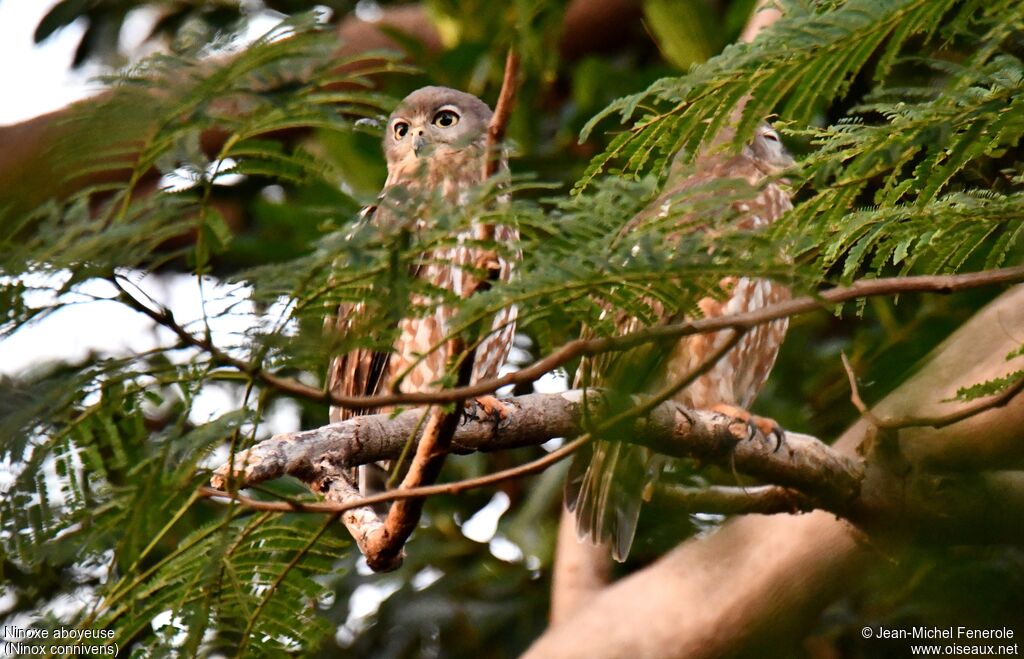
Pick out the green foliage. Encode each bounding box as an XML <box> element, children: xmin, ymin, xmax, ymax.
<box><xmin>955</xmin><ymin>369</ymin><xmax>1024</xmax><ymax>401</ymax></box>
<box><xmin>88</xmin><ymin>514</ymin><xmax>346</xmax><ymax>657</ymax></box>
<box><xmin>3</xmin><ymin>0</ymin><xmax>1024</xmax><ymax>656</ymax></box>
<box><xmin>576</xmin><ymin>0</ymin><xmax>1024</xmax><ymax>286</ymax></box>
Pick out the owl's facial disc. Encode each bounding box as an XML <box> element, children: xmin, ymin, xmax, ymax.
<box><xmin>383</xmin><ymin>87</ymin><xmax>493</xmax><ymax>172</ymax></box>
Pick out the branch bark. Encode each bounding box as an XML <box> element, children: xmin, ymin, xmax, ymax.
<box><xmin>653</xmin><ymin>484</ymin><xmax>816</xmax><ymax>516</ymax></box>
<box><xmin>550</xmin><ymin>505</ymin><xmax>614</xmax><ymax>625</ymax></box>
<box><xmin>210</xmin><ymin>389</ymin><xmax>862</xmax><ymax>508</ymax></box>
<box><xmin>204</xmin><ymin>372</ymin><xmax>1024</xmax><ymax>540</ymax></box>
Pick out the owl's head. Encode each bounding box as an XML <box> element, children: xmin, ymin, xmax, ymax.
<box><xmin>669</xmin><ymin>122</ymin><xmax>794</xmax><ymax>177</ymax></box>
<box><xmin>746</xmin><ymin>123</ymin><xmax>794</xmax><ymax>172</ymax></box>
<box><xmin>383</xmin><ymin>86</ymin><xmax>493</xmax><ymax>170</ymax></box>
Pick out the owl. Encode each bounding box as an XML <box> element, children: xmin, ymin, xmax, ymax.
<box><xmin>564</xmin><ymin>123</ymin><xmax>794</xmax><ymax>561</ymax></box>
<box><xmin>327</xmin><ymin>86</ymin><xmax>518</xmax><ymax>499</ymax></box>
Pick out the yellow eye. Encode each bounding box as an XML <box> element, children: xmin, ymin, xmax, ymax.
<box><xmin>393</xmin><ymin>121</ymin><xmax>409</xmax><ymax>140</ymax></box>
<box><xmin>432</xmin><ymin>110</ymin><xmax>460</xmax><ymax>128</ymax></box>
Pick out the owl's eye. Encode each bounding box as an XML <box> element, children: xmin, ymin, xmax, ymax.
<box><xmin>393</xmin><ymin>122</ymin><xmax>409</xmax><ymax>140</ymax></box>
<box><xmin>432</xmin><ymin>110</ymin><xmax>460</xmax><ymax>128</ymax></box>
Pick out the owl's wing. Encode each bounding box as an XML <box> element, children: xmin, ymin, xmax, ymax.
<box><xmin>326</xmin><ymin>303</ymin><xmax>392</xmax><ymax>424</ymax></box>
<box><xmin>327</xmin><ymin>203</ymin><xmax>392</xmax><ymax>424</ymax></box>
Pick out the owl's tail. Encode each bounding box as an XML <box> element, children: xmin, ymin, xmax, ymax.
<box><xmin>564</xmin><ymin>439</ymin><xmax>658</xmax><ymax>562</ymax></box>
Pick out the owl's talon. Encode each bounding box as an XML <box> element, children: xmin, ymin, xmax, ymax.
<box><xmin>465</xmin><ymin>395</ymin><xmax>510</xmax><ymax>424</ymax></box>
<box><xmin>766</xmin><ymin>422</ymin><xmax>786</xmax><ymax>452</ymax></box>
<box><xmin>711</xmin><ymin>403</ymin><xmax>785</xmax><ymax>451</ymax></box>
<box><xmin>744</xmin><ymin>419</ymin><xmax>760</xmax><ymax>443</ymax></box>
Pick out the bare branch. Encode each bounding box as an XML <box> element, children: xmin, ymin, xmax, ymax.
<box><xmin>202</xmin><ymin>435</ymin><xmax>591</xmax><ymax>515</ymax></box>
<box><xmin>118</xmin><ymin>268</ymin><xmax>1024</xmax><ymax>413</ymax></box>
<box><xmin>653</xmin><ymin>484</ymin><xmax>816</xmax><ymax>516</ymax></box>
<box><xmin>842</xmin><ymin>351</ymin><xmax>1024</xmax><ymax>431</ymax></box>
<box><xmin>484</xmin><ymin>48</ymin><xmax>521</xmax><ymax>180</ymax></box>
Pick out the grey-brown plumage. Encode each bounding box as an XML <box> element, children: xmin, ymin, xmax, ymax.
<box><xmin>327</xmin><ymin>86</ymin><xmax>518</xmax><ymax>494</ymax></box>
<box><xmin>565</xmin><ymin>124</ymin><xmax>794</xmax><ymax>561</ymax></box>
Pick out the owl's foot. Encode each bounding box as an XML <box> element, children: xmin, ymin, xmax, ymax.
<box><xmin>710</xmin><ymin>403</ymin><xmax>785</xmax><ymax>452</ymax></box>
<box><xmin>464</xmin><ymin>395</ymin><xmax>511</xmax><ymax>424</ymax></box>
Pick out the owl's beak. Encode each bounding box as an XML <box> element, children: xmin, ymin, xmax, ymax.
<box><xmin>413</xmin><ymin>134</ymin><xmax>429</xmax><ymax>157</ymax></box>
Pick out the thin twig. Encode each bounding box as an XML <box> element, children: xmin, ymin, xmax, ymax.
<box><xmin>118</xmin><ymin>267</ymin><xmax>1024</xmax><ymax>411</ymax></box>
<box><xmin>840</xmin><ymin>352</ymin><xmax>886</xmax><ymax>428</ymax></box>
<box><xmin>895</xmin><ymin>375</ymin><xmax>1024</xmax><ymax>430</ymax></box>
<box><xmin>841</xmin><ymin>351</ymin><xmax>1024</xmax><ymax>430</ymax></box>
<box><xmin>484</xmin><ymin>48</ymin><xmax>521</xmax><ymax>180</ymax></box>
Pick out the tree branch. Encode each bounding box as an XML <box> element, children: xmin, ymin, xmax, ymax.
<box><xmin>484</xmin><ymin>48</ymin><xmax>521</xmax><ymax>180</ymax></box>
<box><xmin>119</xmin><ymin>268</ymin><xmax>1024</xmax><ymax>412</ymax></box>
<box><xmin>204</xmin><ymin>434</ymin><xmax>591</xmax><ymax>514</ymax></box>
<box><xmin>653</xmin><ymin>484</ymin><xmax>816</xmax><ymax>516</ymax></box>
<box><xmin>208</xmin><ymin>388</ymin><xmax>862</xmax><ymax>515</ymax></box>
<box><xmin>360</xmin><ymin>402</ymin><xmax>462</xmax><ymax>570</ymax></box>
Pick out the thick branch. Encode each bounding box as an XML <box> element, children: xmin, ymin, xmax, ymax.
<box><xmin>210</xmin><ymin>389</ymin><xmax>863</xmax><ymax>511</ymax></box>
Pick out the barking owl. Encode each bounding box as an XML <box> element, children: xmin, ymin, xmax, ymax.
<box><xmin>327</xmin><ymin>86</ymin><xmax>518</xmax><ymax>500</ymax></box>
<box><xmin>565</xmin><ymin>123</ymin><xmax>794</xmax><ymax>561</ymax></box>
